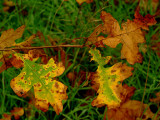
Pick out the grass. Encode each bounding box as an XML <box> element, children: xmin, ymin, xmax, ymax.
<box><xmin>0</xmin><ymin>0</ymin><xmax>160</xmax><ymax>119</ymax></box>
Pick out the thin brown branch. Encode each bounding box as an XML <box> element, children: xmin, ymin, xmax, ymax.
<box><xmin>0</xmin><ymin>45</ymin><xmax>84</xmax><ymax>51</ymax></box>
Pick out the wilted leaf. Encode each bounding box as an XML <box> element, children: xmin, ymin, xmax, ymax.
<box><xmin>89</xmin><ymin>48</ymin><xmax>133</xmax><ymax>108</ymax></box>
<box><xmin>0</xmin><ymin>25</ymin><xmax>25</xmax><ymax>49</ymax></box>
<box><xmin>76</xmin><ymin>0</ymin><xmax>93</xmax><ymax>5</ymax></box>
<box><xmin>10</xmin><ymin>52</ymin><xmax>68</xmax><ymax>115</ymax></box>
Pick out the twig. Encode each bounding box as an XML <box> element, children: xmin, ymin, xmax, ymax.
<box><xmin>0</xmin><ymin>45</ymin><xmax>84</xmax><ymax>51</ymax></box>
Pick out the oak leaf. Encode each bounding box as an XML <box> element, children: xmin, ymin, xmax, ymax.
<box><xmin>89</xmin><ymin>48</ymin><xmax>133</xmax><ymax>108</ymax></box>
<box><xmin>10</xmin><ymin>52</ymin><xmax>68</xmax><ymax>115</ymax></box>
<box><xmin>88</xmin><ymin>11</ymin><xmax>156</xmax><ymax>64</ymax></box>
<box><xmin>150</xmin><ymin>92</ymin><xmax>160</xmax><ymax>103</ymax></box>
<box><xmin>100</xmin><ymin>11</ymin><xmax>146</xmax><ymax>64</ymax></box>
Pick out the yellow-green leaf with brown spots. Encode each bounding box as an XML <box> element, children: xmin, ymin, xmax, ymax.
<box><xmin>89</xmin><ymin>48</ymin><xmax>133</xmax><ymax>108</ymax></box>
<box><xmin>10</xmin><ymin>52</ymin><xmax>68</xmax><ymax>115</ymax></box>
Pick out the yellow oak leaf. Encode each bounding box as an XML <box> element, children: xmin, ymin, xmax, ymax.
<box><xmin>10</xmin><ymin>52</ymin><xmax>68</xmax><ymax>115</ymax></box>
<box><xmin>89</xmin><ymin>48</ymin><xmax>133</xmax><ymax>108</ymax></box>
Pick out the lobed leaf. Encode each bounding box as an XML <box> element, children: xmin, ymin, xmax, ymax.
<box><xmin>89</xmin><ymin>48</ymin><xmax>133</xmax><ymax>108</ymax></box>
<box><xmin>10</xmin><ymin>52</ymin><xmax>68</xmax><ymax>115</ymax></box>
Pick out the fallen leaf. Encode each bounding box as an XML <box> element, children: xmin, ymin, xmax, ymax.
<box><xmin>11</xmin><ymin>107</ymin><xmax>24</xmax><ymax>120</ymax></box>
<box><xmin>10</xmin><ymin>52</ymin><xmax>68</xmax><ymax>115</ymax></box>
<box><xmin>0</xmin><ymin>25</ymin><xmax>25</xmax><ymax>49</ymax></box>
<box><xmin>100</xmin><ymin>11</ymin><xmax>145</xmax><ymax>64</ymax></box>
<box><xmin>76</xmin><ymin>0</ymin><xmax>93</xmax><ymax>5</ymax></box>
<box><xmin>89</xmin><ymin>48</ymin><xmax>133</xmax><ymax>108</ymax></box>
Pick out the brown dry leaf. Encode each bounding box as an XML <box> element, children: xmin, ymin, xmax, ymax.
<box><xmin>100</xmin><ymin>11</ymin><xmax>145</xmax><ymax>65</ymax></box>
<box><xmin>88</xmin><ymin>11</ymin><xmax>156</xmax><ymax>64</ymax></box>
<box><xmin>11</xmin><ymin>107</ymin><xmax>24</xmax><ymax>120</ymax></box>
<box><xmin>104</xmin><ymin>100</ymin><xmax>156</xmax><ymax>120</ymax></box>
<box><xmin>76</xmin><ymin>0</ymin><xmax>93</xmax><ymax>5</ymax></box>
<box><xmin>0</xmin><ymin>25</ymin><xmax>25</xmax><ymax>49</ymax></box>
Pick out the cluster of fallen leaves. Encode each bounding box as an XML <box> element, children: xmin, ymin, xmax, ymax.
<box><xmin>0</xmin><ymin>2</ymin><xmax>159</xmax><ymax>120</ymax></box>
